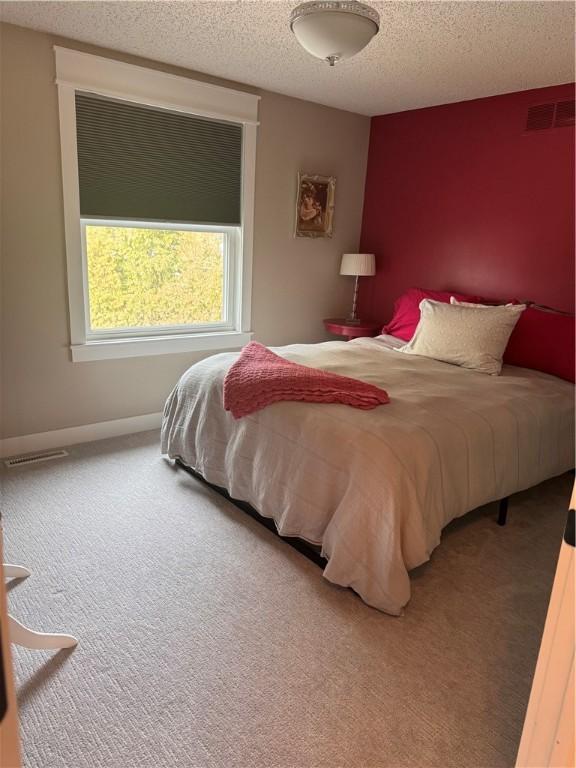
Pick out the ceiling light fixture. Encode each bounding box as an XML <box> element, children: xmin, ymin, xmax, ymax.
<box><xmin>290</xmin><ymin>1</ymin><xmax>380</xmax><ymax>67</ymax></box>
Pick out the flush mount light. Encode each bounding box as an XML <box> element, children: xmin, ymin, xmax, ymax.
<box><xmin>290</xmin><ymin>1</ymin><xmax>380</xmax><ymax>66</ymax></box>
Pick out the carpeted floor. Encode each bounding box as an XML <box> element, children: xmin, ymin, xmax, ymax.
<box><xmin>1</xmin><ymin>430</ymin><xmax>571</xmax><ymax>768</ymax></box>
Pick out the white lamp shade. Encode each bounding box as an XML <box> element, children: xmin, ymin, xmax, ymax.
<box><xmin>291</xmin><ymin>11</ymin><xmax>378</xmax><ymax>62</ymax></box>
<box><xmin>340</xmin><ymin>253</ymin><xmax>375</xmax><ymax>276</ymax></box>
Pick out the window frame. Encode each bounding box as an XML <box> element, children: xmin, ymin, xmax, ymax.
<box><xmin>55</xmin><ymin>47</ymin><xmax>259</xmax><ymax>362</ymax></box>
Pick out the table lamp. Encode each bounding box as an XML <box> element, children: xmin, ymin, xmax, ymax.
<box><xmin>340</xmin><ymin>253</ymin><xmax>375</xmax><ymax>324</ymax></box>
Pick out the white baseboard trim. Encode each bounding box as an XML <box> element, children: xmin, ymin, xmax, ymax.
<box><xmin>0</xmin><ymin>412</ymin><xmax>163</xmax><ymax>459</ymax></box>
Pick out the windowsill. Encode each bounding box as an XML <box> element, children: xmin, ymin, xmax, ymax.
<box><xmin>70</xmin><ymin>330</ymin><xmax>253</xmax><ymax>362</ymax></box>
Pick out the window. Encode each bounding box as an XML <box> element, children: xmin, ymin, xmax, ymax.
<box><xmin>83</xmin><ymin>221</ymin><xmax>237</xmax><ymax>337</ymax></box>
<box><xmin>55</xmin><ymin>47</ymin><xmax>259</xmax><ymax>361</ymax></box>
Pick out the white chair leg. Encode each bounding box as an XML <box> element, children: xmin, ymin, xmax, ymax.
<box><xmin>8</xmin><ymin>615</ymin><xmax>78</xmax><ymax>650</ymax></box>
<box><xmin>3</xmin><ymin>564</ymin><xmax>31</xmax><ymax>579</ymax></box>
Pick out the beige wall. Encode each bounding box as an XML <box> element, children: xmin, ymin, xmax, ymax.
<box><xmin>0</xmin><ymin>23</ymin><xmax>370</xmax><ymax>439</ymax></box>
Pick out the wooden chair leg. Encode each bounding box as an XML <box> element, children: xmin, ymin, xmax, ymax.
<box><xmin>3</xmin><ymin>564</ymin><xmax>31</xmax><ymax>579</ymax></box>
<box><xmin>3</xmin><ymin>563</ymin><xmax>78</xmax><ymax>650</ymax></box>
<box><xmin>497</xmin><ymin>497</ymin><xmax>509</xmax><ymax>526</ymax></box>
<box><xmin>9</xmin><ymin>615</ymin><xmax>78</xmax><ymax>650</ymax></box>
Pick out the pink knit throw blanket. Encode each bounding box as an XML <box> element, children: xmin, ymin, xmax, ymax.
<box><xmin>223</xmin><ymin>342</ymin><xmax>390</xmax><ymax>419</ymax></box>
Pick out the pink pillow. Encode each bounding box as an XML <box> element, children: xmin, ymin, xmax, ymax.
<box><xmin>383</xmin><ymin>288</ymin><xmax>483</xmax><ymax>341</ymax></box>
<box><xmin>503</xmin><ymin>306</ymin><xmax>575</xmax><ymax>383</ymax></box>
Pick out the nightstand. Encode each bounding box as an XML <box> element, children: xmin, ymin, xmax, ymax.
<box><xmin>323</xmin><ymin>318</ymin><xmax>381</xmax><ymax>340</ymax></box>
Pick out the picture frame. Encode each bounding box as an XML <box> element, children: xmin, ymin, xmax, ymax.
<box><xmin>294</xmin><ymin>173</ymin><xmax>336</xmax><ymax>238</ymax></box>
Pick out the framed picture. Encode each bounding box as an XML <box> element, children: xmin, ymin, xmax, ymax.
<box><xmin>294</xmin><ymin>173</ymin><xmax>336</xmax><ymax>238</ymax></box>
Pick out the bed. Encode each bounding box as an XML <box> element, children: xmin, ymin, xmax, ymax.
<box><xmin>161</xmin><ymin>334</ymin><xmax>575</xmax><ymax>615</ymax></box>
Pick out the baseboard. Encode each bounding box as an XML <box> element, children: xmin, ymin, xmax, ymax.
<box><xmin>0</xmin><ymin>412</ymin><xmax>163</xmax><ymax>459</ymax></box>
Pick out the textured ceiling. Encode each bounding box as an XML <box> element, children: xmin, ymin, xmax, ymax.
<box><xmin>1</xmin><ymin>1</ymin><xmax>574</xmax><ymax>116</ymax></box>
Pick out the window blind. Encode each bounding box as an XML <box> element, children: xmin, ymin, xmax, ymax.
<box><xmin>75</xmin><ymin>92</ymin><xmax>242</xmax><ymax>226</ymax></box>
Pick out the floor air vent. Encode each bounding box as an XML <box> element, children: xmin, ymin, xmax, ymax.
<box><xmin>4</xmin><ymin>449</ymin><xmax>68</xmax><ymax>468</ymax></box>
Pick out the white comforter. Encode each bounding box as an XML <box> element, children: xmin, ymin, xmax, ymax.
<box><xmin>161</xmin><ymin>336</ymin><xmax>574</xmax><ymax>615</ymax></box>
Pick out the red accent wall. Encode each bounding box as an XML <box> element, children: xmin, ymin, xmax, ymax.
<box><xmin>359</xmin><ymin>84</ymin><xmax>575</xmax><ymax>322</ymax></box>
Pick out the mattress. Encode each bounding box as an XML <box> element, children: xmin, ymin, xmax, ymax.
<box><xmin>161</xmin><ymin>335</ymin><xmax>575</xmax><ymax>615</ymax></box>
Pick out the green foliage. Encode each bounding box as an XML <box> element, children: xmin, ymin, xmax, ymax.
<box><xmin>85</xmin><ymin>226</ymin><xmax>224</xmax><ymax>330</ymax></box>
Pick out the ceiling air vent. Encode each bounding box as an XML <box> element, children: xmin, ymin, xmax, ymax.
<box><xmin>4</xmin><ymin>449</ymin><xmax>68</xmax><ymax>468</ymax></box>
<box><xmin>525</xmin><ymin>103</ymin><xmax>555</xmax><ymax>131</ymax></box>
<box><xmin>554</xmin><ymin>100</ymin><xmax>575</xmax><ymax>128</ymax></box>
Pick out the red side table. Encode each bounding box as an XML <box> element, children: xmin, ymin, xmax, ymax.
<box><xmin>323</xmin><ymin>318</ymin><xmax>381</xmax><ymax>340</ymax></box>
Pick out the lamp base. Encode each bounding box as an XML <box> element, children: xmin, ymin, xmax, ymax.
<box><xmin>347</xmin><ymin>275</ymin><xmax>362</xmax><ymax>326</ymax></box>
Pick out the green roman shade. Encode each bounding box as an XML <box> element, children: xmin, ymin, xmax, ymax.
<box><xmin>75</xmin><ymin>92</ymin><xmax>243</xmax><ymax>226</ymax></box>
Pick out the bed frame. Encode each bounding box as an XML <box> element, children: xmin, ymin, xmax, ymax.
<box><xmin>497</xmin><ymin>497</ymin><xmax>509</xmax><ymax>526</ymax></box>
<box><xmin>176</xmin><ymin>460</ymin><xmax>328</xmax><ymax>567</ymax></box>
<box><xmin>175</xmin><ymin>459</ymin><xmax>511</xmax><ymax>573</ymax></box>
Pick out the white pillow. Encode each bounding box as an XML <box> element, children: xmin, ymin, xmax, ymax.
<box><xmin>450</xmin><ymin>297</ymin><xmax>514</xmax><ymax>309</ymax></box>
<box><xmin>399</xmin><ymin>299</ymin><xmax>526</xmax><ymax>375</ymax></box>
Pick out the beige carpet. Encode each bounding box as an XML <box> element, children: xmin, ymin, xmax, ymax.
<box><xmin>1</xmin><ymin>431</ymin><xmax>571</xmax><ymax>768</ymax></box>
